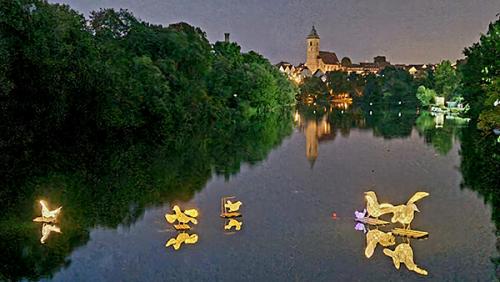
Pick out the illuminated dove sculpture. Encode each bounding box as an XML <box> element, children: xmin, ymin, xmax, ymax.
<box><xmin>383</xmin><ymin>243</ymin><xmax>428</xmax><ymax>275</ymax></box>
<box><xmin>364</xmin><ymin>229</ymin><xmax>396</xmax><ymax>258</ymax></box>
<box><xmin>224</xmin><ymin>200</ymin><xmax>242</xmax><ymax>212</ymax></box>
<box><xmin>224</xmin><ymin>219</ymin><xmax>243</xmax><ymax>231</ymax></box>
<box><xmin>364</xmin><ymin>191</ymin><xmax>394</xmax><ymax>218</ymax></box>
<box><xmin>165</xmin><ymin>205</ymin><xmax>198</xmax><ymax>225</ymax></box>
<box><xmin>40</xmin><ymin>223</ymin><xmax>62</xmax><ymax>244</ymax></box>
<box><xmin>39</xmin><ymin>200</ymin><xmax>62</xmax><ymax>220</ymax></box>
<box><xmin>389</xmin><ymin>192</ymin><xmax>429</xmax><ymax>228</ymax></box>
<box><xmin>165</xmin><ymin>233</ymin><xmax>198</xmax><ymax>250</ymax></box>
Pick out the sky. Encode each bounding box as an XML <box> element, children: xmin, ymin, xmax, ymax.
<box><xmin>52</xmin><ymin>0</ymin><xmax>499</xmax><ymax>65</ymax></box>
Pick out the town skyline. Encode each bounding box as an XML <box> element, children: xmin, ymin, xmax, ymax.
<box><xmin>52</xmin><ymin>0</ymin><xmax>498</xmax><ymax>65</ymax></box>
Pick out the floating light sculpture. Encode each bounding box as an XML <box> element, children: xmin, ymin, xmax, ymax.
<box><xmin>364</xmin><ymin>191</ymin><xmax>394</xmax><ymax>219</ymax></box>
<box><xmin>165</xmin><ymin>205</ymin><xmax>198</xmax><ymax>230</ymax></box>
<box><xmin>388</xmin><ymin>192</ymin><xmax>429</xmax><ymax>229</ymax></box>
<box><xmin>33</xmin><ymin>200</ymin><xmax>62</xmax><ymax>223</ymax></box>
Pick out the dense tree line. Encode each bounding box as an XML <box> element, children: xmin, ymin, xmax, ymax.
<box><xmin>459</xmin><ymin>16</ymin><xmax>499</xmax><ymax>132</ymax></box>
<box><xmin>0</xmin><ymin>0</ymin><xmax>295</xmax><ymax>152</ymax></box>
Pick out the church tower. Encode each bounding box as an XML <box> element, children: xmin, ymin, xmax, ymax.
<box><xmin>306</xmin><ymin>26</ymin><xmax>320</xmax><ymax>73</ymax></box>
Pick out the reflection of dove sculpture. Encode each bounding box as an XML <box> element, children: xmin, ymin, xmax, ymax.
<box><xmin>165</xmin><ymin>233</ymin><xmax>198</xmax><ymax>250</ymax></box>
<box><xmin>389</xmin><ymin>192</ymin><xmax>429</xmax><ymax>228</ymax></box>
<box><xmin>165</xmin><ymin>205</ymin><xmax>198</xmax><ymax>225</ymax></box>
<box><xmin>224</xmin><ymin>219</ymin><xmax>243</xmax><ymax>231</ymax></box>
<box><xmin>365</xmin><ymin>229</ymin><xmax>395</xmax><ymax>258</ymax></box>
<box><xmin>40</xmin><ymin>223</ymin><xmax>61</xmax><ymax>244</ymax></box>
<box><xmin>224</xmin><ymin>200</ymin><xmax>242</xmax><ymax>212</ymax></box>
<box><xmin>364</xmin><ymin>191</ymin><xmax>393</xmax><ymax>218</ymax></box>
<box><xmin>383</xmin><ymin>243</ymin><xmax>428</xmax><ymax>275</ymax></box>
<box><xmin>39</xmin><ymin>200</ymin><xmax>62</xmax><ymax>220</ymax></box>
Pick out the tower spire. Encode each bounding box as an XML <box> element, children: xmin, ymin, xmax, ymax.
<box><xmin>308</xmin><ymin>25</ymin><xmax>319</xmax><ymax>39</ymax></box>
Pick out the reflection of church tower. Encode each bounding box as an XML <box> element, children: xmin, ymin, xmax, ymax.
<box><xmin>305</xmin><ymin>120</ymin><xmax>318</xmax><ymax>167</ymax></box>
<box><xmin>306</xmin><ymin>26</ymin><xmax>320</xmax><ymax>73</ymax></box>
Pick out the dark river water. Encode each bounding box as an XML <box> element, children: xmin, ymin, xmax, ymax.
<box><xmin>1</xmin><ymin>105</ymin><xmax>498</xmax><ymax>281</ymax></box>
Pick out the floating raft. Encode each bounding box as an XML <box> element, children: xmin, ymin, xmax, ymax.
<box><xmin>354</xmin><ymin>217</ymin><xmax>390</xmax><ymax>226</ymax></box>
<box><xmin>33</xmin><ymin>217</ymin><xmax>57</xmax><ymax>223</ymax></box>
<box><xmin>220</xmin><ymin>212</ymin><xmax>242</xmax><ymax>218</ymax></box>
<box><xmin>173</xmin><ymin>224</ymin><xmax>191</xmax><ymax>231</ymax></box>
<box><xmin>392</xmin><ymin>228</ymin><xmax>429</xmax><ymax>239</ymax></box>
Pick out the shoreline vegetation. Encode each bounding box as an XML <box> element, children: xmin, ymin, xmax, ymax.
<box><xmin>0</xmin><ymin>1</ymin><xmax>296</xmax><ymax>150</ymax></box>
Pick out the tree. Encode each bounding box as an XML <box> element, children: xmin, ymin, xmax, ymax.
<box><xmin>434</xmin><ymin>60</ymin><xmax>460</xmax><ymax>100</ymax></box>
<box><xmin>416</xmin><ymin>85</ymin><xmax>436</xmax><ymax>107</ymax></box>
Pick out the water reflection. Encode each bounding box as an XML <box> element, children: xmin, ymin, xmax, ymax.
<box><xmin>224</xmin><ymin>219</ymin><xmax>243</xmax><ymax>231</ymax></box>
<box><xmin>0</xmin><ymin>109</ymin><xmax>293</xmax><ymax>280</ymax></box>
<box><xmin>165</xmin><ymin>232</ymin><xmax>199</xmax><ymax>251</ymax></box>
<box><xmin>365</xmin><ymin>229</ymin><xmax>396</xmax><ymax>258</ymax></box>
<box><xmin>40</xmin><ymin>223</ymin><xmax>62</xmax><ymax>244</ymax></box>
<box><xmin>295</xmin><ymin>101</ymin><xmax>469</xmax><ymax>166</ymax></box>
<box><xmin>383</xmin><ymin>242</ymin><xmax>428</xmax><ymax>275</ymax></box>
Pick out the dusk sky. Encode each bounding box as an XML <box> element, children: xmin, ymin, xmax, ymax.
<box><xmin>53</xmin><ymin>0</ymin><xmax>499</xmax><ymax>64</ymax></box>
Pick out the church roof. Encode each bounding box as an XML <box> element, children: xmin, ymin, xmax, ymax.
<box><xmin>318</xmin><ymin>51</ymin><xmax>339</xmax><ymax>64</ymax></box>
<box><xmin>307</xmin><ymin>26</ymin><xmax>320</xmax><ymax>39</ymax></box>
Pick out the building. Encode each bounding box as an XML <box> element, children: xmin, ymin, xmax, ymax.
<box><xmin>305</xmin><ymin>26</ymin><xmax>386</xmax><ymax>75</ymax></box>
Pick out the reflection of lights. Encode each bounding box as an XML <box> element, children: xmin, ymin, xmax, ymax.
<box><xmin>365</xmin><ymin>229</ymin><xmax>395</xmax><ymax>258</ymax></box>
<box><xmin>341</xmin><ymin>110</ymin><xmax>344</xmax><ymax>114</ymax></box>
<box><xmin>369</xmin><ymin>102</ymin><xmax>373</xmax><ymax>106</ymax></box>
<box><xmin>224</xmin><ymin>219</ymin><xmax>243</xmax><ymax>231</ymax></box>
<box><xmin>40</xmin><ymin>223</ymin><xmax>61</xmax><ymax>244</ymax></box>
<box><xmin>398</xmin><ymin>112</ymin><xmax>401</xmax><ymax>117</ymax></box>
<box><xmin>166</xmin><ymin>233</ymin><xmax>198</xmax><ymax>250</ymax></box>
<box><xmin>383</xmin><ymin>243</ymin><xmax>428</xmax><ymax>275</ymax></box>
<box><xmin>294</xmin><ymin>111</ymin><xmax>300</xmax><ymax>123</ymax></box>
<box><xmin>398</xmin><ymin>101</ymin><xmax>402</xmax><ymax>105</ymax></box>
<box><xmin>369</xmin><ymin>110</ymin><xmax>373</xmax><ymax>115</ymax></box>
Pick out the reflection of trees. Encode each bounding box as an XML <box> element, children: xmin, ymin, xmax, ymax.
<box><xmin>365</xmin><ymin>109</ymin><xmax>417</xmax><ymax>139</ymax></box>
<box><xmin>0</xmin><ymin>110</ymin><xmax>293</xmax><ymax>281</ymax></box>
<box><xmin>415</xmin><ymin>111</ymin><xmax>465</xmax><ymax>155</ymax></box>
<box><xmin>459</xmin><ymin>125</ymin><xmax>500</xmax><ymax>271</ymax></box>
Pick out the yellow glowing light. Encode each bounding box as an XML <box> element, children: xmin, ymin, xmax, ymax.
<box><xmin>364</xmin><ymin>191</ymin><xmax>394</xmax><ymax>219</ymax></box>
<box><xmin>165</xmin><ymin>233</ymin><xmax>198</xmax><ymax>250</ymax></box>
<box><xmin>224</xmin><ymin>200</ymin><xmax>242</xmax><ymax>213</ymax></box>
<box><xmin>388</xmin><ymin>192</ymin><xmax>429</xmax><ymax>228</ymax></box>
<box><xmin>40</xmin><ymin>223</ymin><xmax>62</xmax><ymax>244</ymax></box>
<box><xmin>165</xmin><ymin>205</ymin><xmax>198</xmax><ymax>225</ymax></box>
<box><xmin>224</xmin><ymin>219</ymin><xmax>243</xmax><ymax>231</ymax></box>
<box><xmin>33</xmin><ymin>200</ymin><xmax>62</xmax><ymax>223</ymax></box>
<box><xmin>383</xmin><ymin>243</ymin><xmax>428</xmax><ymax>275</ymax></box>
<box><xmin>364</xmin><ymin>229</ymin><xmax>395</xmax><ymax>258</ymax></box>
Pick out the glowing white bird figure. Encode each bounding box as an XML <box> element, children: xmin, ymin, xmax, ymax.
<box><xmin>40</xmin><ymin>223</ymin><xmax>61</xmax><ymax>244</ymax></box>
<box><xmin>39</xmin><ymin>200</ymin><xmax>62</xmax><ymax>220</ymax></box>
